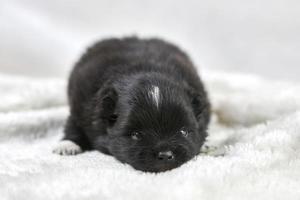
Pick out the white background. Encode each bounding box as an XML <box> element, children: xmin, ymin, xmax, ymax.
<box><xmin>1</xmin><ymin>0</ymin><xmax>299</xmax><ymax>81</ymax></box>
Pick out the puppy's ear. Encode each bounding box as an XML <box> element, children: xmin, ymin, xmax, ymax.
<box><xmin>186</xmin><ymin>88</ymin><xmax>210</xmax><ymax>124</ymax></box>
<box><xmin>99</xmin><ymin>87</ymin><xmax>118</xmax><ymax>126</ymax></box>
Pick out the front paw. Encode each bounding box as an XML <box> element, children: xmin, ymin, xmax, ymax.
<box><xmin>52</xmin><ymin>140</ymin><xmax>83</xmax><ymax>155</ymax></box>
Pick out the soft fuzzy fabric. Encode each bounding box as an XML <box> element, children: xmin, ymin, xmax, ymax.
<box><xmin>0</xmin><ymin>71</ymin><xmax>300</xmax><ymax>200</ymax></box>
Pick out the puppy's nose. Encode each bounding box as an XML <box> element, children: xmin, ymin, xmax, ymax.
<box><xmin>157</xmin><ymin>151</ymin><xmax>174</xmax><ymax>161</ymax></box>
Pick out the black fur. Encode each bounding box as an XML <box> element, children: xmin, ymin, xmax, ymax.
<box><xmin>63</xmin><ymin>37</ymin><xmax>210</xmax><ymax>172</ymax></box>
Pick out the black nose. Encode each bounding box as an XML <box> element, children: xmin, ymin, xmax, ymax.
<box><xmin>157</xmin><ymin>151</ymin><xmax>174</xmax><ymax>161</ymax></box>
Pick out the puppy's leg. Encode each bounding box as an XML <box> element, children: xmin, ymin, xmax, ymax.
<box><xmin>53</xmin><ymin>116</ymin><xmax>90</xmax><ymax>155</ymax></box>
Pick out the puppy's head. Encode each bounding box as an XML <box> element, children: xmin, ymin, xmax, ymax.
<box><xmin>97</xmin><ymin>76</ymin><xmax>210</xmax><ymax>172</ymax></box>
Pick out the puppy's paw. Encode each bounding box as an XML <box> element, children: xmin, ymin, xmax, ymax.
<box><xmin>200</xmin><ymin>145</ymin><xmax>225</xmax><ymax>157</ymax></box>
<box><xmin>52</xmin><ymin>140</ymin><xmax>83</xmax><ymax>155</ymax></box>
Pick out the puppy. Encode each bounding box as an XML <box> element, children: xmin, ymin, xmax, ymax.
<box><xmin>53</xmin><ymin>37</ymin><xmax>210</xmax><ymax>172</ymax></box>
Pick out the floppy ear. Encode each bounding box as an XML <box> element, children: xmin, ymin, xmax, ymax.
<box><xmin>98</xmin><ymin>87</ymin><xmax>118</xmax><ymax>127</ymax></box>
<box><xmin>186</xmin><ymin>88</ymin><xmax>210</xmax><ymax>124</ymax></box>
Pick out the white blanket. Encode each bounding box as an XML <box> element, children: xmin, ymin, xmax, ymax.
<box><xmin>1</xmin><ymin>71</ymin><xmax>300</xmax><ymax>200</ymax></box>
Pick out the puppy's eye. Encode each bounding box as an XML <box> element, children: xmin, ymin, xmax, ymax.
<box><xmin>130</xmin><ymin>131</ymin><xmax>142</xmax><ymax>140</ymax></box>
<box><xmin>180</xmin><ymin>128</ymin><xmax>189</xmax><ymax>137</ymax></box>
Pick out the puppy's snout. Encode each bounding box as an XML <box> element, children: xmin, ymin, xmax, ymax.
<box><xmin>157</xmin><ymin>150</ymin><xmax>174</xmax><ymax>161</ymax></box>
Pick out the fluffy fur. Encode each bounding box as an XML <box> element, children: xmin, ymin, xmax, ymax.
<box><xmin>56</xmin><ymin>37</ymin><xmax>210</xmax><ymax>172</ymax></box>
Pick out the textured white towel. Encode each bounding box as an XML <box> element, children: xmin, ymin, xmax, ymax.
<box><xmin>0</xmin><ymin>71</ymin><xmax>300</xmax><ymax>200</ymax></box>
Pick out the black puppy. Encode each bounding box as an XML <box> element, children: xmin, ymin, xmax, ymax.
<box><xmin>53</xmin><ymin>37</ymin><xmax>210</xmax><ymax>172</ymax></box>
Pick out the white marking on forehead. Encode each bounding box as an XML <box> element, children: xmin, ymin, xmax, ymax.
<box><xmin>150</xmin><ymin>85</ymin><xmax>160</xmax><ymax>108</ymax></box>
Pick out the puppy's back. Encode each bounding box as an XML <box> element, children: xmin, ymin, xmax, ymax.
<box><xmin>68</xmin><ymin>37</ymin><xmax>202</xmax><ymax>117</ymax></box>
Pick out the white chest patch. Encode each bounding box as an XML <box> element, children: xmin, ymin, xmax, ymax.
<box><xmin>149</xmin><ymin>85</ymin><xmax>160</xmax><ymax>108</ymax></box>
